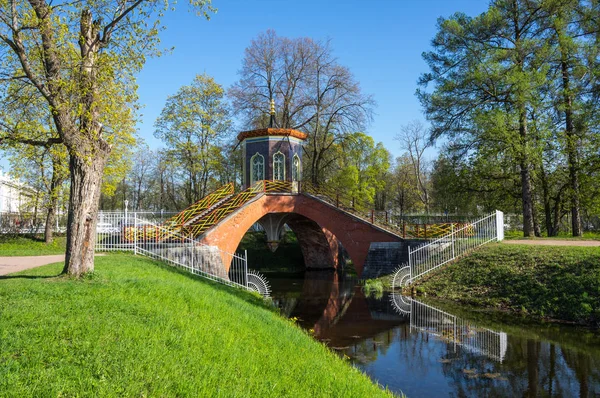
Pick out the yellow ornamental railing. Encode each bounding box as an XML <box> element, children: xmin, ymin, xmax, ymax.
<box><xmin>183</xmin><ymin>181</ymin><xmax>268</xmax><ymax>238</ymax></box>
<box><xmin>184</xmin><ymin>180</ymin><xmax>298</xmax><ymax>237</ymax></box>
<box><xmin>120</xmin><ymin>179</ymin><xmax>476</xmax><ymax>243</ymax></box>
<box><xmin>164</xmin><ymin>183</ymin><xmax>234</xmax><ymax>229</ymax></box>
<box><xmin>402</xmin><ymin>222</ymin><xmax>475</xmax><ymax>239</ymax></box>
<box><xmin>263</xmin><ymin>179</ymin><xmax>293</xmax><ymax>193</ymax></box>
<box><xmin>154</xmin><ymin>183</ymin><xmax>235</xmax><ymax>241</ymax></box>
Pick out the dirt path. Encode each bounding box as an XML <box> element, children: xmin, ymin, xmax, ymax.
<box><xmin>0</xmin><ymin>254</ymin><xmax>106</xmax><ymax>276</ymax></box>
<box><xmin>503</xmin><ymin>239</ymin><xmax>600</xmax><ymax>247</ymax></box>
<box><xmin>0</xmin><ymin>255</ymin><xmax>65</xmax><ymax>276</ymax></box>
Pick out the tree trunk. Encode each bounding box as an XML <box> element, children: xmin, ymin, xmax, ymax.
<box><xmin>44</xmin><ymin>203</ymin><xmax>56</xmax><ymax>244</ymax></box>
<box><xmin>63</xmin><ymin>152</ymin><xmax>109</xmax><ymax>276</ymax></box>
<box><xmin>520</xmin><ymin>162</ymin><xmax>535</xmax><ymax>237</ymax></box>
<box><xmin>44</xmin><ymin>164</ymin><xmax>63</xmax><ymax>244</ymax></box>
<box><xmin>519</xmin><ymin>106</ymin><xmax>535</xmax><ymax>238</ymax></box>
<box><xmin>555</xmin><ymin>19</ymin><xmax>583</xmax><ymax>236</ymax></box>
<box><xmin>59</xmin><ymin>8</ymin><xmax>113</xmax><ymax>276</ymax></box>
<box><xmin>532</xmin><ymin>185</ymin><xmax>541</xmax><ymax>237</ymax></box>
<box><xmin>561</xmin><ymin>59</ymin><xmax>583</xmax><ymax>236</ymax></box>
<box><xmin>540</xmin><ymin>164</ymin><xmax>556</xmax><ymax>236</ymax></box>
<box><xmin>533</xmin><ymin>208</ymin><xmax>542</xmax><ymax>237</ymax></box>
<box><xmin>33</xmin><ymin>196</ymin><xmax>39</xmax><ymax>233</ymax></box>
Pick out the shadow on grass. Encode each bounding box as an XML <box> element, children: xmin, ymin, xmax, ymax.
<box><xmin>0</xmin><ymin>273</ymin><xmax>62</xmax><ymax>280</ymax></box>
<box><xmin>0</xmin><ymin>234</ymin><xmax>45</xmax><ymax>243</ymax></box>
<box><xmin>146</xmin><ymin>258</ymin><xmax>275</xmax><ymax>312</ymax></box>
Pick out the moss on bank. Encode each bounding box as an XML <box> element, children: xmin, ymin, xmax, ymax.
<box><xmin>411</xmin><ymin>243</ymin><xmax>600</xmax><ymax>326</ymax></box>
<box><xmin>0</xmin><ymin>254</ymin><xmax>394</xmax><ymax>397</ymax></box>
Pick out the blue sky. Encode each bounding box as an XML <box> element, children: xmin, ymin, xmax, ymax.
<box><xmin>136</xmin><ymin>0</ymin><xmax>490</xmax><ymax>159</ymax></box>
<box><xmin>0</xmin><ymin>1</ymin><xmax>490</xmax><ymax>173</ymax></box>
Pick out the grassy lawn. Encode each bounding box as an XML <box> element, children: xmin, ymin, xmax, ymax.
<box><xmin>0</xmin><ymin>254</ymin><xmax>394</xmax><ymax>397</ymax></box>
<box><xmin>0</xmin><ymin>235</ymin><xmax>66</xmax><ymax>256</ymax></box>
<box><xmin>412</xmin><ymin>243</ymin><xmax>600</xmax><ymax>326</ymax></box>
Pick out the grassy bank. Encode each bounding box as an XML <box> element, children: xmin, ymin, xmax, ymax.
<box><xmin>412</xmin><ymin>243</ymin><xmax>600</xmax><ymax>326</ymax></box>
<box><xmin>0</xmin><ymin>235</ymin><xmax>66</xmax><ymax>256</ymax></box>
<box><xmin>0</xmin><ymin>254</ymin><xmax>394</xmax><ymax>397</ymax></box>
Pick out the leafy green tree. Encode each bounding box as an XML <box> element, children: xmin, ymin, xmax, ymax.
<box><xmin>430</xmin><ymin>155</ymin><xmax>473</xmax><ymax>215</ymax></box>
<box><xmin>214</xmin><ymin>139</ymin><xmax>243</xmax><ymax>190</ymax></box>
<box><xmin>419</xmin><ymin>0</ymin><xmax>553</xmax><ymax>236</ymax></box>
<box><xmin>7</xmin><ymin>144</ymin><xmax>69</xmax><ymax>243</ymax></box>
<box><xmin>421</xmin><ymin>0</ymin><xmax>600</xmax><ymax>235</ymax></box>
<box><xmin>0</xmin><ymin>0</ymin><xmax>214</xmax><ymax>276</ymax></box>
<box><xmin>1</xmin><ymin>81</ymin><xmax>133</xmax><ymax>239</ymax></box>
<box><xmin>540</xmin><ymin>0</ymin><xmax>600</xmax><ymax>236</ymax></box>
<box><xmin>390</xmin><ymin>155</ymin><xmax>423</xmax><ymax>216</ymax></box>
<box><xmin>155</xmin><ymin>74</ymin><xmax>232</xmax><ymax>205</ymax></box>
<box><xmin>0</xmin><ymin>83</ymin><xmax>68</xmax><ymax>242</ymax></box>
<box><xmin>329</xmin><ymin>132</ymin><xmax>391</xmax><ymax>208</ymax></box>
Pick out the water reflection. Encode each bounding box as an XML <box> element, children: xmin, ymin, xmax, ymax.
<box><xmin>391</xmin><ymin>294</ymin><xmax>507</xmax><ymax>362</ymax></box>
<box><xmin>269</xmin><ymin>271</ymin><xmax>600</xmax><ymax>397</ymax></box>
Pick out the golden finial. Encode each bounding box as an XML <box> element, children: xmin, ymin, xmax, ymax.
<box><xmin>270</xmin><ymin>98</ymin><xmax>275</xmax><ymax>115</ymax></box>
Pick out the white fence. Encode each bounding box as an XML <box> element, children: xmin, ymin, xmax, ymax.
<box><xmin>394</xmin><ymin>210</ymin><xmax>504</xmax><ymax>287</ymax></box>
<box><xmin>95</xmin><ymin>211</ymin><xmax>270</xmax><ymax>296</ymax></box>
<box><xmin>96</xmin><ymin>211</ymin><xmax>177</xmax><ymax>251</ymax></box>
<box><xmin>0</xmin><ymin>211</ymin><xmax>68</xmax><ymax>234</ymax></box>
<box><xmin>391</xmin><ymin>294</ymin><xmax>507</xmax><ymax>362</ymax></box>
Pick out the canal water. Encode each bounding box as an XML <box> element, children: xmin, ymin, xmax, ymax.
<box><xmin>268</xmin><ymin>271</ymin><xmax>600</xmax><ymax>397</ymax></box>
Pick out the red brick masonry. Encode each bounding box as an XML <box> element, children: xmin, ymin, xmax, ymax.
<box><xmin>200</xmin><ymin>194</ymin><xmax>401</xmax><ymax>276</ymax></box>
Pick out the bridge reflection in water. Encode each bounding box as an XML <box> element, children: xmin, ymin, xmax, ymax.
<box><xmin>390</xmin><ymin>294</ymin><xmax>507</xmax><ymax>363</ymax></box>
<box><xmin>272</xmin><ymin>272</ymin><xmax>506</xmax><ymax>364</ymax></box>
<box><xmin>270</xmin><ymin>272</ymin><xmax>600</xmax><ymax>397</ymax></box>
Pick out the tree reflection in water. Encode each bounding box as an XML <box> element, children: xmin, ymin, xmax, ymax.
<box><xmin>269</xmin><ymin>273</ymin><xmax>600</xmax><ymax>397</ymax></box>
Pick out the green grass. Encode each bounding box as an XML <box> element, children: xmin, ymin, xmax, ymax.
<box><xmin>0</xmin><ymin>254</ymin><xmax>394</xmax><ymax>397</ymax></box>
<box><xmin>362</xmin><ymin>279</ymin><xmax>384</xmax><ymax>298</ymax></box>
<box><xmin>0</xmin><ymin>235</ymin><xmax>66</xmax><ymax>256</ymax></box>
<box><xmin>412</xmin><ymin>243</ymin><xmax>600</xmax><ymax>326</ymax></box>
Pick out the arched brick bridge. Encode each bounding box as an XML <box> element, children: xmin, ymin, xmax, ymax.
<box><xmin>197</xmin><ymin>187</ymin><xmax>411</xmax><ymax>278</ymax></box>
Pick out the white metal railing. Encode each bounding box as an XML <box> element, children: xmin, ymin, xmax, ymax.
<box><xmin>391</xmin><ymin>294</ymin><xmax>507</xmax><ymax>362</ymax></box>
<box><xmin>95</xmin><ymin>211</ymin><xmax>270</xmax><ymax>296</ymax></box>
<box><xmin>0</xmin><ymin>211</ymin><xmax>68</xmax><ymax>234</ymax></box>
<box><xmin>393</xmin><ymin>210</ymin><xmax>504</xmax><ymax>287</ymax></box>
<box><xmin>96</xmin><ymin>211</ymin><xmax>180</xmax><ymax>251</ymax></box>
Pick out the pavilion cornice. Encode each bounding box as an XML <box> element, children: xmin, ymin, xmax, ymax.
<box><xmin>237</xmin><ymin>128</ymin><xmax>308</xmax><ymax>142</ymax></box>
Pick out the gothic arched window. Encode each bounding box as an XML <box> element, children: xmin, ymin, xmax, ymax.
<box><xmin>292</xmin><ymin>154</ymin><xmax>301</xmax><ymax>182</ymax></box>
<box><xmin>273</xmin><ymin>152</ymin><xmax>285</xmax><ymax>181</ymax></box>
<box><xmin>250</xmin><ymin>153</ymin><xmax>265</xmax><ymax>185</ymax></box>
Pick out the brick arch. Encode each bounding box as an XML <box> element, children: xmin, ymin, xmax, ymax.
<box><xmin>199</xmin><ymin>194</ymin><xmax>401</xmax><ymax>277</ymax></box>
<box><xmin>284</xmin><ymin>214</ymin><xmax>340</xmax><ymax>270</ymax></box>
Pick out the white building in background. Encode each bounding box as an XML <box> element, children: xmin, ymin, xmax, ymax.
<box><xmin>0</xmin><ymin>170</ymin><xmax>35</xmax><ymax>213</ymax></box>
